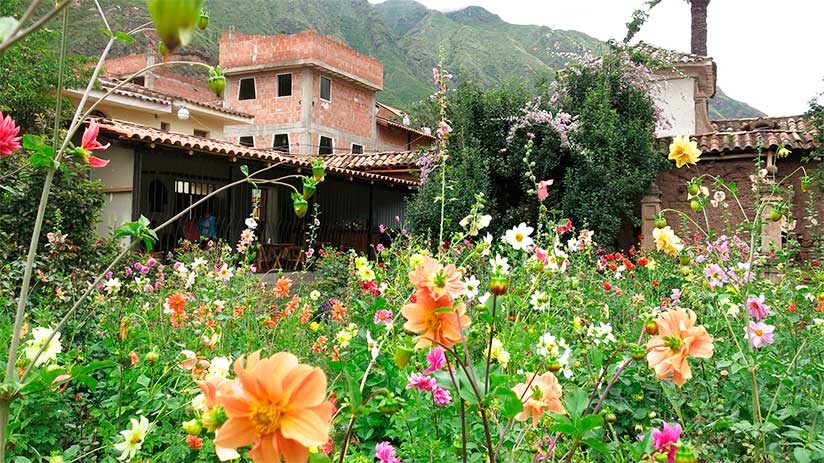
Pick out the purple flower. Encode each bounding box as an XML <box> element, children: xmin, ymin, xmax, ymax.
<box><xmin>146</xmin><ymin>257</ymin><xmax>158</xmax><ymax>267</ymax></box>
<box><xmin>747</xmin><ymin>294</ymin><xmax>770</xmax><ymax>320</ymax></box>
<box><xmin>432</xmin><ymin>386</ymin><xmax>452</xmax><ymax>406</ymax></box>
<box><xmin>173</xmin><ymin>261</ymin><xmax>184</xmax><ymax>271</ymax></box>
<box><xmin>379</xmin><ymin>224</ymin><xmax>386</xmax><ymax>233</ymax></box>
<box><xmin>376</xmin><ymin>243</ymin><xmax>385</xmax><ymax>253</ymax></box>
<box><xmin>124</xmin><ymin>267</ymin><xmax>133</xmax><ymax>277</ymax></box>
<box><xmin>375</xmin><ymin>441</ymin><xmax>400</xmax><ymax>463</ymax></box>
<box><xmin>422</xmin><ymin>347</ymin><xmax>446</xmax><ymax>375</ymax></box>
<box><xmin>140</xmin><ymin>265</ymin><xmax>151</xmax><ymax>275</ymax></box>
<box><xmin>746</xmin><ymin>321</ymin><xmax>775</xmax><ymax>348</ymax></box>
<box><xmin>406</xmin><ymin>373</ymin><xmax>437</xmax><ymax>392</ymax></box>
<box><xmin>105</xmin><ymin>271</ymin><xmax>113</xmax><ymax>280</ymax></box>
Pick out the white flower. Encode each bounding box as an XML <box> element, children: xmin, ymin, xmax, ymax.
<box><xmin>566</xmin><ymin>238</ymin><xmax>580</xmax><ymax>253</ymax></box>
<box><xmin>460</xmin><ymin>213</ymin><xmax>492</xmax><ymax>236</ymax></box>
<box><xmin>23</xmin><ymin>327</ymin><xmax>62</xmax><ymax>367</ymax></box>
<box><xmin>530</xmin><ymin>290</ymin><xmax>550</xmax><ymax>312</ymax></box>
<box><xmin>578</xmin><ymin>229</ymin><xmax>594</xmax><ymax>248</ymax></box>
<box><xmin>215</xmin><ymin>264</ymin><xmax>233</xmax><ymax>282</ymax></box>
<box><xmin>103</xmin><ymin>277</ymin><xmax>122</xmax><ymax>295</ymax></box>
<box><xmin>536</xmin><ymin>332</ymin><xmax>564</xmax><ymax>357</ymax></box>
<box><xmin>310</xmin><ymin>290</ymin><xmax>321</xmax><ymax>301</ymax></box>
<box><xmin>464</xmin><ymin>275</ymin><xmax>480</xmax><ymax>300</ymax></box>
<box><xmin>207</xmin><ymin>356</ymin><xmax>231</xmax><ymax>379</ymax></box>
<box><xmin>366</xmin><ymin>331</ymin><xmax>379</xmax><ymax>360</ymax></box>
<box><xmin>245</xmin><ymin>217</ymin><xmax>258</xmax><ymax>229</ymax></box>
<box><xmin>489</xmin><ymin>254</ymin><xmax>510</xmax><ymax>275</ymax></box>
<box><xmin>213</xmin><ymin>299</ymin><xmax>225</xmax><ymax>312</ymax></box>
<box><xmin>478</xmin><ymin>292</ymin><xmax>492</xmax><ymax>306</ymax></box>
<box><xmin>191</xmin><ymin>393</ymin><xmax>207</xmax><ymax>414</ymax></box>
<box><xmin>191</xmin><ymin>257</ymin><xmax>207</xmax><ymax>271</ymax></box>
<box><xmin>587</xmin><ymin>322</ymin><xmax>616</xmax><ymax>345</ymax></box>
<box><xmin>504</xmin><ymin>222</ymin><xmax>534</xmax><ymax>250</ymax></box>
<box><xmin>114</xmin><ymin>416</ymin><xmax>150</xmax><ymax>461</ymax></box>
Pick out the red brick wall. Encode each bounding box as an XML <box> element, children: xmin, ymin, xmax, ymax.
<box><xmin>104</xmin><ymin>54</ymin><xmax>148</xmax><ymax>76</ymax></box>
<box><xmin>312</xmin><ymin>74</ymin><xmax>373</xmax><ymax>139</ymax></box>
<box><xmin>653</xmin><ymin>153</ymin><xmax>824</xmax><ymax>255</ymax></box>
<box><xmin>152</xmin><ymin>71</ymin><xmax>214</xmax><ymax>103</ymax></box>
<box><xmin>218</xmin><ymin>30</ymin><xmax>383</xmax><ymax>89</ymax></box>
<box><xmin>377</xmin><ymin>125</ymin><xmax>433</xmax><ymax>151</ymax></box>
<box><xmin>225</xmin><ymin>69</ymin><xmax>303</xmax><ymax>125</ymax></box>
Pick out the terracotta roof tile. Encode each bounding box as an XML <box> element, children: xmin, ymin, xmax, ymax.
<box><xmin>94</xmin><ymin>119</ymin><xmax>419</xmax><ymax>188</ymax></box>
<box><xmin>321</xmin><ymin>151</ymin><xmax>426</xmax><ymax>170</ymax></box>
<box><xmin>656</xmin><ymin>115</ymin><xmax>819</xmax><ymax>156</ymax></box>
<box><xmin>99</xmin><ymin>78</ymin><xmax>253</xmax><ymax>119</ymax></box>
<box><xmin>633</xmin><ymin>41</ymin><xmax>712</xmax><ymax>64</ymax></box>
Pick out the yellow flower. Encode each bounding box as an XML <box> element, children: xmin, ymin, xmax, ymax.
<box><xmin>652</xmin><ymin>226</ymin><xmax>684</xmax><ymax>257</ymax></box>
<box><xmin>668</xmin><ymin>135</ymin><xmax>701</xmax><ymax>168</ymax></box>
<box><xmin>409</xmin><ymin>253</ymin><xmax>427</xmax><ymax>268</ymax></box>
<box><xmin>309</xmin><ymin>322</ymin><xmax>320</xmax><ymax>332</ymax></box>
<box><xmin>357</xmin><ymin>266</ymin><xmax>376</xmax><ymax>281</ymax></box>
<box><xmin>354</xmin><ymin>256</ymin><xmax>369</xmax><ymax>269</ymax></box>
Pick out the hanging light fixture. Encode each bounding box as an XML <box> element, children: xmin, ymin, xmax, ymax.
<box><xmin>177</xmin><ymin>106</ymin><xmax>190</xmax><ymax>120</ymax></box>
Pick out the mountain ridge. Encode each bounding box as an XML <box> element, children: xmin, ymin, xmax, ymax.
<box><xmin>72</xmin><ymin>0</ymin><xmax>765</xmax><ymax>118</ymax></box>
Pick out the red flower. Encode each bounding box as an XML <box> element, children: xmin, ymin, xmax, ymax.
<box><xmin>77</xmin><ymin>120</ymin><xmax>110</xmax><ymax>167</ymax></box>
<box><xmin>602</xmin><ymin>281</ymin><xmax>612</xmax><ymax>291</ymax></box>
<box><xmin>0</xmin><ymin>111</ymin><xmax>21</xmax><ymax>157</ymax></box>
<box><xmin>186</xmin><ymin>435</ymin><xmax>203</xmax><ymax>449</ymax></box>
<box><xmin>637</xmin><ymin>257</ymin><xmax>648</xmax><ymax>267</ymax></box>
<box><xmin>788</xmin><ymin>302</ymin><xmax>797</xmax><ymax>313</ymax></box>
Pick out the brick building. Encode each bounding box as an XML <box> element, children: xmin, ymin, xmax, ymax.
<box><xmin>73</xmin><ymin>31</ymin><xmax>435</xmax><ymax>263</ymax></box>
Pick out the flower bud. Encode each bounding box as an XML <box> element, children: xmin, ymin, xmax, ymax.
<box><xmin>302</xmin><ymin>176</ymin><xmax>318</xmax><ymax>200</ymax></box>
<box><xmin>292</xmin><ymin>193</ymin><xmax>308</xmax><ymax>218</ymax></box>
<box><xmin>182</xmin><ymin>418</ymin><xmax>202</xmax><ymax>436</ymax></box>
<box><xmin>147</xmin><ymin>0</ymin><xmax>204</xmax><ymax>53</ymax></box>
<box><xmin>197</xmin><ymin>9</ymin><xmax>209</xmax><ymax>31</ymax></box>
<box><xmin>145</xmin><ymin>351</ymin><xmax>159</xmax><ymax>363</ymax></box>
<box><xmin>489</xmin><ymin>273</ymin><xmax>508</xmax><ymax>296</ymax></box>
<box><xmin>208</xmin><ymin>66</ymin><xmax>226</xmax><ymax>97</ymax></box>
<box><xmin>312</xmin><ymin>159</ymin><xmax>326</xmax><ymax>183</ymax></box>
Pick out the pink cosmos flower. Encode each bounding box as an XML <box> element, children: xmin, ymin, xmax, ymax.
<box><xmin>746</xmin><ymin>321</ymin><xmax>775</xmax><ymax>348</ymax></box>
<box><xmin>746</xmin><ymin>294</ymin><xmax>769</xmax><ymax>320</ymax></box>
<box><xmin>0</xmin><ymin>111</ymin><xmax>22</xmax><ymax>157</ymax></box>
<box><xmin>651</xmin><ymin>422</ymin><xmax>682</xmax><ymax>463</ymax></box>
<box><xmin>536</xmin><ymin>179</ymin><xmax>553</xmax><ymax>201</ymax></box>
<box><xmin>432</xmin><ymin>386</ymin><xmax>452</xmax><ymax>406</ymax></box>
<box><xmin>375</xmin><ymin>441</ymin><xmax>400</xmax><ymax>463</ymax></box>
<box><xmin>422</xmin><ymin>347</ymin><xmax>446</xmax><ymax>375</ymax></box>
<box><xmin>373</xmin><ymin>309</ymin><xmax>393</xmax><ymax>325</ymax></box>
<box><xmin>77</xmin><ymin>120</ymin><xmax>110</xmax><ymax>167</ymax></box>
<box><xmin>704</xmin><ymin>264</ymin><xmax>728</xmax><ymax>288</ymax></box>
<box><xmin>406</xmin><ymin>373</ymin><xmax>437</xmax><ymax>392</ymax></box>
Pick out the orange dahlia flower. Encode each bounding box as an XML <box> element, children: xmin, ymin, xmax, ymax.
<box><xmin>408</xmin><ymin>256</ymin><xmax>465</xmax><ymax>301</ymax></box>
<box><xmin>401</xmin><ymin>289</ymin><xmax>470</xmax><ymax>350</ymax></box>
<box><xmin>511</xmin><ymin>371</ymin><xmax>565</xmax><ymax>424</ymax></box>
<box><xmin>646</xmin><ymin>308</ymin><xmax>714</xmax><ymax>386</ymax></box>
<box><xmin>214</xmin><ymin>351</ymin><xmax>334</xmax><ymax>462</ymax></box>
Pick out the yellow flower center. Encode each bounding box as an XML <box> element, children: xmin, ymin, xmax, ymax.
<box><xmin>754</xmin><ymin>329</ymin><xmax>764</xmax><ymax>337</ymax></box>
<box><xmin>515</xmin><ymin>232</ymin><xmax>524</xmax><ymax>242</ymax></box>
<box><xmin>130</xmin><ymin>433</ymin><xmax>143</xmax><ymax>445</ymax></box>
<box><xmin>250</xmin><ymin>401</ymin><xmax>282</xmax><ymax>435</ymax></box>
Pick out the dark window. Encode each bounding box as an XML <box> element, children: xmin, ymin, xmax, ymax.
<box><xmin>131</xmin><ymin>76</ymin><xmax>145</xmax><ymax>86</ymax></box>
<box><xmin>320</xmin><ymin>76</ymin><xmax>331</xmax><ymax>101</ymax></box>
<box><xmin>239</xmin><ymin>136</ymin><xmax>254</xmax><ymax>147</ymax></box>
<box><xmin>238</xmin><ymin>78</ymin><xmax>256</xmax><ymax>100</ymax></box>
<box><xmin>319</xmin><ymin>136</ymin><xmax>333</xmax><ymax>155</ymax></box>
<box><xmin>193</xmin><ymin>129</ymin><xmax>209</xmax><ymax>138</ymax></box>
<box><xmin>273</xmin><ymin>134</ymin><xmax>290</xmax><ymax>152</ymax></box>
<box><xmin>277</xmin><ymin>74</ymin><xmax>292</xmax><ymax>97</ymax></box>
<box><xmin>351</xmin><ymin>144</ymin><xmax>364</xmax><ymax>154</ymax></box>
<box><xmin>160</xmin><ymin>122</ymin><xmax>170</xmax><ymax>132</ymax></box>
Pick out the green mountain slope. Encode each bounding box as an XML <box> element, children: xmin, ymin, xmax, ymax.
<box><xmin>72</xmin><ymin>0</ymin><xmax>764</xmax><ymax>117</ymax></box>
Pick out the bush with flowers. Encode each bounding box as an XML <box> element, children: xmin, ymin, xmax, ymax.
<box><xmin>3</xmin><ymin>2</ymin><xmax>824</xmax><ymax>463</ymax></box>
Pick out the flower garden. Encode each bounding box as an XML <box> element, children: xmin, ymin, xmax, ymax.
<box><xmin>2</xmin><ymin>2</ymin><xmax>824</xmax><ymax>463</ymax></box>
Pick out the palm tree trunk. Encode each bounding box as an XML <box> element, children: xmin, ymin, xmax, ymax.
<box><xmin>690</xmin><ymin>0</ymin><xmax>710</xmax><ymax>56</ymax></box>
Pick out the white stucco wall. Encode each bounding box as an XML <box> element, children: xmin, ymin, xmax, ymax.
<box><xmin>99</xmin><ymin>105</ymin><xmax>227</xmax><ymax>139</ymax></box>
<box><xmin>653</xmin><ymin>77</ymin><xmax>696</xmax><ymax>137</ymax></box>
<box><xmin>91</xmin><ymin>145</ymin><xmax>134</xmax><ymax>240</ymax></box>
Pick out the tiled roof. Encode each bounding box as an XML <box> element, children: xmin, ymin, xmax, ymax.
<box><xmin>633</xmin><ymin>41</ymin><xmax>712</xmax><ymax>64</ymax></box>
<box><xmin>656</xmin><ymin>116</ymin><xmax>819</xmax><ymax>156</ymax></box>
<box><xmin>376</xmin><ymin>116</ymin><xmax>436</xmax><ymax>142</ymax></box>
<box><xmin>322</xmin><ymin>151</ymin><xmax>426</xmax><ymax>170</ymax></box>
<box><xmin>94</xmin><ymin>119</ymin><xmax>419</xmax><ymax>188</ymax></box>
<box><xmin>98</xmin><ymin>78</ymin><xmax>253</xmax><ymax>119</ymax></box>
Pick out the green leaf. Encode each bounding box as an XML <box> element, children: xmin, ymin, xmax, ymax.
<box><xmin>22</xmin><ymin>134</ymin><xmax>44</xmax><ymax>150</ymax></box>
<box><xmin>495</xmin><ymin>387</ymin><xmax>523</xmax><ymax>419</ymax></box>
<box><xmin>563</xmin><ymin>388</ymin><xmax>589</xmax><ymax>419</ymax></box>
<box><xmin>0</xmin><ymin>17</ymin><xmax>19</xmax><ymax>42</ymax></box>
<box><xmin>581</xmin><ymin>437</ymin><xmax>610</xmax><ymax>456</ymax></box>
<box><xmin>577</xmin><ymin>413</ymin><xmax>604</xmax><ymax>433</ymax></box>
<box><xmin>793</xmin><ymin>447</ymin><xmax>812</xmax><ymax>463</ymax></box>
<box><xmin>114</xmin><ymin>31</ymin><xmax>134</xmax><ymax>43</ymax></box>
<box><xmin>547</xmin><ymin>415</ymin><xmax>577</xmax><ymax>435</ymax></box>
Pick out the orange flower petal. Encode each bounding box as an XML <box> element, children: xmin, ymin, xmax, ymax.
<box><xmin>282</xmin><ymin>367</ymin><xmax>327</xmax><ymax>410</ymax></box>
<box><xmin>279</xmin><ymin>434</ymin><xmax>310</xmax><ymax>462</ymax></box>
<box><xmin>247</xmin><ymin>434</ymin><xmax>279</xmax><ymax>463</ymax></box>
<box><xmin>214</xmin><ymin>417</ymin><xmax>257</xmax><ymax>449</ymax></box>
<box><xmin>280</xmin><ymin>409</ymin><xmax>331</xmax><ymax>447</ymax></box>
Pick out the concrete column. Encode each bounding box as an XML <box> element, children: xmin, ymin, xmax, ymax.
<box><xmin>640</xmin><ymin>182</ymin><xmax>662</xmax><ymax>249</ymax></box>
<box><xmin>759</xmin><ymin>188</ymin><xmax>783</xmax><ymax>254</ymax></box>
<box><xmin>299</xmin><ymin>68</ymin><xmax>313</xmax><ymax>155</ymax></box>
